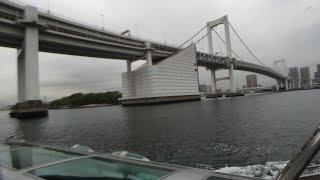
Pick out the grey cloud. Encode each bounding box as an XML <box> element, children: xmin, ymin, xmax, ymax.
<box><xmin>39</xmin><ymin>53</ymin><xmax>126</xmax><ymax>93</ymax></box>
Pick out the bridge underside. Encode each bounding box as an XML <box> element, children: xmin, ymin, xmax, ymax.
<box><xmin>197</xmin><ymin>62</ymin><xmax>286</xmax><ymax>81</ymax></box>
<box><xmin>196</xmin><ymin>53</ymin><xmax>287</xmax><ymax>81</ymax></box>
<box><xmin>0</xmin><ymin>24</ymin><xmax>170</xmax><ymax>61</ymax></box>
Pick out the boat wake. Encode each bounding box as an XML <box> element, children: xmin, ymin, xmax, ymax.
<box><xmin>215</xmin><ymin>161</ymin><xmax>288</xmax><ymax>180</ymax></box>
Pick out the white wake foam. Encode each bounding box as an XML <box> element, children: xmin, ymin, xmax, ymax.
<box><xmin>215</xmin><ymin>161</ymin><xmax>288</xmax><ymax>180</ymax></box>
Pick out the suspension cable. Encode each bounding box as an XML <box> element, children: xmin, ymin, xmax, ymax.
<box><xmin>228</xmin><ymin>21</ymin><xmax>265</xmax><ymax>65</ymax></box>
<box><xmin>211</xmin><ymin>28</ymin><xmax>244</xmax><ymax>61</ymax></box>
<box><xmin>178</xmin><ymin>23</ymin><xmax>258</xmax><ymax>64</ymax></box>
<box><xmin>194</xmin><ymin>30</ymin><xmax>210</xmax><ymax>45</ymax></box>
<box><xmin>178</xmin><ymin>25</ymin><xmax>207</xmax><ymax>48</ymax></box>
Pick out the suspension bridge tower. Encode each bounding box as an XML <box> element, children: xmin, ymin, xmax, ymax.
<box><xmin>207</xmin><ymin>15</ymin><xmax>235</xmax><ymax>93</ymax></box>
<box><xmin>272</xmin><ymin>59</ymin><xmax>291</xmax><ymax>89</ymax></box>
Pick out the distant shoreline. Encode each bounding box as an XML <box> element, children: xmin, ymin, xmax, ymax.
<box><xmin>49</xmin><ymin>103</ymin><xmax>119</xmax><ymax>110</ymax></box>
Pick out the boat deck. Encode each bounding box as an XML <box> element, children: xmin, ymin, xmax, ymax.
<box><xmin>0</xmin><ymin>142</ymin><xmax>259</xmax><ymax>180</ymax></box>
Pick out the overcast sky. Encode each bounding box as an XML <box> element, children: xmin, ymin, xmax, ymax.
<box><xmin>1</xmin><ymin>0</ymin><xmax>320</xmax><ymax>104</ymax></box>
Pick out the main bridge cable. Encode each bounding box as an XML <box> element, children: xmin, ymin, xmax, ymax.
<box><xmin>211</xmin><ymin>28</ymin><xmax>244</xmax><ymax>61</ymax></box>
<box><xmin>178</xmin><ymin>23</ymin><xmax>254</xmax><ymax>65</ymax></box>
<box><xmin>181</xmin><ymin>23</ymin><xmax>281</xmax><ymax>77</ymax></box>
<box><xmin>181</xmin><ymin>27</ymin><xmax>227</xmax><ymax>66</ymax></box>
<box><xmin>189</xmin><ymin>26</ymin><xmax>241</xmax><ymax>65</ymax></box>
<box><xmin>178</xmin><ymin>25</ymin><xmax>207</xmax><ymax>48</ymax></box>
<box><xmin>228</xmin><ymin>21</ymin><xmax>265</xmax><ymax>65</ymax></box>
<box><xmin>179</xmin><ymin>23</ymin><xmax>244</xmax><ymax>63</ymax></box>
<box><xmin>194</xmin><ymin>29</ymin><xmax>210</xmax><ymax>45</ymax></box>
<box><xmin>196</xmin><ymin>28</ymin><xmax>279</xmax><ymax>75</ymax></box>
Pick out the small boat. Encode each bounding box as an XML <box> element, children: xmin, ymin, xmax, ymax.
<box><xmin>206</xmin><ymin>93</ymin><xmax>223</xmax><ymax>98</ymax></box>
<box><xmin>225</xmin><ymin>92</ymin><xmax>245</xmax><ymax>97</ymax></box>
<box><xmin>1</xmin><ymin>125</ymin><xmax>320</xmax><ymax>180</ymax></box>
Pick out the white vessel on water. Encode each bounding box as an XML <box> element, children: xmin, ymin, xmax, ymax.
<box><xmin>1</xmin><ymin>125</ymin><xmax>320</xmax><ymax>180</ymax></box>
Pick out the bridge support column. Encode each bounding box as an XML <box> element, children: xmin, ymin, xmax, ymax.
<box><xmin>17</xmin><ymin>6</ymin><xmax>40</xmax><ymax>102</ymax></box>
<box><xmin>145</xmin><ymin>42</ymin><xmax>152</xmax><ymax>66</ymax></box>
<box><xmin>210</xmin><ymin>69</ymin><xmax>217</xmax><ymax>94</ymax></box>
<box><xmin>298</xmin><ymin>79</ymin><xmax>301</xmax><ymax>88</ymax></box>
<box><xmin>224</xmin><ymin>16</ymin><xmax>235</xmax><ymax>93</ymax></box>
<box><xmin>207</xmin><ymin>15</ymin><xmax>235</xmax><ymax>93</ymax></box>
<box><xmin>289</xmin><ymin>80</ymin><xmax>292</xmax><ymax>89</ymax></box>
<box><xmin>229</xmin><ymin>63</ymin><xmax>235</xmax><ymax>93</ymax></box>
<box><xmin>275</xmin><ymin>83</ymin><xmax>279</xmax><ymax>91</ymax></box>
<box><xmin>278</xmin><ymin>81</ymin><xmax>282</xmax><ymax>89</ymax></box>
<box><xmin>126</xmin><ymin>60</ymin><xmax>132</xmax><ymax>72</ymax></box>
<box><xmin>285</xmin><ymin>79</ymin><xmax>289</xmax><ymax>90</ymax></box>
<box><xmin>207</xmin><ymin>26</ymin><xmax>214</xmax><ymax>54</ymax></box>
<box><xmin>224</xmin><ymin>16</ymin><xmax>232</xmax><ymax>58</ymax></box>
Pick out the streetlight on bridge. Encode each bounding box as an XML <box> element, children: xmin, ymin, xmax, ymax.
<box><xmin>101</xmin><ymin>14</ymin><xmax>105</xmax><ymax>30</ymax></box>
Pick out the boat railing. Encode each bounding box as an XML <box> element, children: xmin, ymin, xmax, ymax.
<box><xmin>276</xmin><ymin>124</ymin><xmax>320</xmax><ymax>180</ymax></box>
<box><xmin>196</xmin><ymin>163</ymin><xmax>215</xmax><ymax>170</ymax></box>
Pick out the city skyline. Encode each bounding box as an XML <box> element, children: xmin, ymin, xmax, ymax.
<box><xmin>288</xmin><ymin>64</ymin><xmax>320</xmax><ymax>79</ymax></box>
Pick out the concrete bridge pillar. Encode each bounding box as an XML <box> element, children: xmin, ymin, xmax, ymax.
<box><xmin>210</xmin><ymin>69</ymin><xmax>217</xmax><ymax>94</ymax></box>
<box><xmin>207</xmin><ymin>15</ymin><xmax>235</xmax><ymax>93</ymax></box>
<box><xmin>145</xmin><ymin>42</ymin><xmax>152</xmax><ymax>66</ymax></box>
<box><xmin>17</xmin><ymin>6</ymin><xmax>40</xmax><ymax>102</ymax></box>
<box><xmin>229</xmin><ymin>63</ymin><xmax>235</xmax><ymax>93</ymax></box>
<box><xmin>224</xmin><ymin>16</ymin><xmax>235</xmax><ymax>93</ymax></box>
<box><xmin>285</xmin><ymin>80</ymin><xmax>288</xmax><ymax>90</ymax></box>
<box><xmin>276</xmin><ymin>80</ymin><xmax>284</xmax><ymax>91</ymax></box>
<box><xmin>126</xmin><ymin>60</ymin><xmax>132</xmax><ymax>72</ymax></box>
<box><xmin>298</xmin><ymin>79</ymin><xmax>301</xmax><ymax>88</ymax></box>
<box><xmin>287</xmin><ymin>80</ymin><xmax>291</xmax><ymax>89</ymax></box>
<box><xmin>275</xmin><ymin>83</ymin><xmax>279</xmax><ymax>91</ymax></box>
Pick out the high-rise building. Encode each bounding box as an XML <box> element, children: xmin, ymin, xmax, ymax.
<box><xmin>315</xmin><ymin>64</ymin><xmax>320</xmax><ymax>79</ymax></box>
<box><xmin>246</xmin><ymin>74</ymin><xmax>257</xmax><ymax>88</ymax></box>
<box><xmin>289</xmin><ymin>67</ymin><xmax>299</xmax><ymax>88</ymax></box>
<box><xmin>300</xmin><ymin>66</ymin><xmax>310</xmax><ymax>85</ymax></box>
<box><xmin>199</xmin><ymin>84</ymin><xmax>212</xmax><ymax>94</ymax></box>
<box><xmin>314</xmin><ymin>64</ymin><xmax>320</xmax><ymax>85</ymax></box>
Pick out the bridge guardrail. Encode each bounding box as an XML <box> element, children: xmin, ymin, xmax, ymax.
<box><xmin>4</xmin><ymin>0</ymin><xmax>179</xmax><ymax>51</ymax></box>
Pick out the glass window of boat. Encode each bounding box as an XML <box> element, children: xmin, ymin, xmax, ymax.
<box><xmin>29</xmin><ymin>156</ymin><xmax>173</xmax><ymax>180</ymax></box>
<box><xmin>0</xmin><ymin>147</ymin><xmax>81</xmax><ymax>170</ymax></box>
<box><xmin>0</xmin><ymin>144</ymin><xmax>10</xmax><ymax>152</ymax></box>
<box><xmin>0</xmin><ymin>144</ymin><xmax>29</xmax><ymax>152</ymax></box>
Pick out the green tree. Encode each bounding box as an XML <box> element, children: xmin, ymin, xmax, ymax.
<box><xmin>49</xmin><ymin>91</ymin><xmax>122</xmax><ymax>108</ymax></box>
